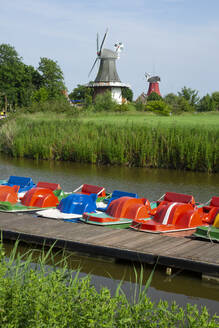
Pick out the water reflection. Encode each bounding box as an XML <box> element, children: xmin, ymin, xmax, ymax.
<box><xmin>0</xmin><ymin>156</ymin><xmax>218</xmax><ymax>203</ymax></box>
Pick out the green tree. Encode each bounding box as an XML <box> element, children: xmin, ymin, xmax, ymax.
<box><xmin>0</xmin><ymin>43</ymin><xmax>41</xmax><ymax>108</ymax></box>
<box><xmin>69</xmin><ymin>84</ymin><xmax>93</xmax><ymax>103</ymax></box>
<box><xmin>197</xmin><ymin>94</ymin><xmax>216</xmax><ymax>112</ymax></box>
<box><xmin>164</xmin><ymin>93</ymin><xmax>178</xmax><ymax>105</ymax></box>
<box><xmin>38</xmin><ymin>57</ymin><xmax>65</xmax><ymax>100</ymax></box>
<box><xmin>178</xmin><ymin>86</ymin><xmax>199</xmax><ymax>107</ymax></box>
<box><xmin>147</xmin><ymin>92</ymin><xmax>162</xmax><ymax>101</ymax></box>
<box><xmin>176</xmin><ymin>96</ymin><xmax>194</xmax><ymax>112</ymax></box>
<box><xmin>31</xmin><ymin>87</ymin><xmax>49</xmax><ymax>103</ymax></box>
<box><xmin>164</xmin><ymin>92</ymin><xmax>195</xmax><ymax>113</ymax></box>
<box><xmin>121</xmin><ymin>87</ymin><xmax>133</xmax><ymax>102</ymax></box>
<box><xmin>211</xmin><ymin>91</ymin><xmax>219</xmax><ymax>110</ymax></box>
<box><xmin>0</xmin><ymin>43</ymin><xmax>21</xmax><ymax>65</ymax></box>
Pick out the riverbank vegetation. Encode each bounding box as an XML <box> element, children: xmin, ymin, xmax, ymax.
<box><xmin>0</xmin><ymin>241</ymin><xmax>218</xmax><ymax>327</ymax></box>
<box><xmin>0</xmin><ymin>110</ymin><xmax>218</xmax><ymax>173</ymax></box>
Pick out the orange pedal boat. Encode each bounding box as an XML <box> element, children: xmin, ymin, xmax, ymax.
<box><xmin>81</xmin><ymin>196</ymin><xmax>152</xmax><ymax>227</ymax></box>
<box><xmin>0</xmin><ymin>185</ymin><xmax>19</xmax><ymax>204</ymax></box>
<box><xmin>20</xmin><ymin>182</ymin><xmax>60</xmax><ymax>208</ymax></box>
<box><xmin>131</xmin><ymin>192</ymin><xmax>207</xmax><ymax>233</ymax></box>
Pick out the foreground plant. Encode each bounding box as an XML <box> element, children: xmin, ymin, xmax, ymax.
<box><xmin>0</xmin><ymin>241</ymin><xmax>218</xmax><ymax>327</ymax></box>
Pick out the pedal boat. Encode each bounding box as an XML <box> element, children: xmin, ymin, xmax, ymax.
<box><xmin>2</xmin><ymin>176</ymin><xmax>36</xmax><ymax>196</ymax></box>
<box><xmin>193</xmin><ymin>197</ymin><xmax>219</xmax><ymax>241</ymax></box>
<box><xmin>97</xmin><ymin>190</ymin><xmax>138</xmax><ymax>211</ymax></box>
<box><xmin>0</xmin><ymin>182</ymin><xmax>61</xmax><ymax>212</ymax></box>
<box><xmin>197</xmin><ymin>196</ymin><xmax>219</xmax><ymax>225</ymax></box>
<box><xmin>81</xmin><ymin>196</ymin><xmax>152</xmax><ymax>227</ymax></box>
<box><xmin>0</xmin><ymin>185</ymin><xmax>20</xmax><ymax>204</ymax></box>
<box><xmin>194</xmin><ymin>214</ymin><xmax>219</xmax><ymax>242</ymax></box>
<box><xmin>131</xmin><ymin>192</ymin><xmax>206</xmax><ymax>233</ymax></box>
<box><xmin>37</xmin><ymin>193</ymin><xmax>97</xmax><ymax>222</ymax></box>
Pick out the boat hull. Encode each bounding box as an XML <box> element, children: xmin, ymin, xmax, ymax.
<box><xmin>194</xmin><ymin>226</ymin><xmax>219</xmax><ymax>242</ymax></box>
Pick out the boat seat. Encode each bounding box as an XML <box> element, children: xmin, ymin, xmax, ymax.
<box><xmin>36</xmin><ymin>181</ymin><xmax>61</xmax><ymax>191</ymax></box>
<box><xmin>80</xmin><ymin>184</ymin><xmax>106</xmax><ymax>197</ymax></box>
<box><xmin>202</xmin><ymin>197</ymin><xmax>219</xmax><ymax>212</ymax></box>
<box><xmin>110</xmin><ymin>190</ymin><xmax>138</xmax><ymax>201</ymax></box>
<box><xmin>210</xmin><ymin>196</ymin><xmax>219</xmax><ymax>207</ymax></box>
<box><xmin>158</xmin><ymin>192</ymin><xmax>195</xmax><ymax>206</ymax></box>
<box><xmin>202</xmin><ymin>197</ymin><xmax>219</xmax><ymax>224</ymax></box>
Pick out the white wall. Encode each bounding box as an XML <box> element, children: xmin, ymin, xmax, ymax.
<box><xmin>111</xmin><ymin>87</ymin><xmax>122</xmax><ymax>104</ymax></box>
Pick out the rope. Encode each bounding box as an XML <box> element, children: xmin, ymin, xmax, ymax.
<box><xmin>206</xmin><ymin>226</ymin><xmax>214</xmax><ymax>244</ymax></box>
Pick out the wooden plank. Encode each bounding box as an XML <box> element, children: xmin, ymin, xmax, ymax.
<box><xmin>89</xmin><ymin>229</ymin><xmax>135</xmax><ymax>246</ymax></box>
<box><xmin>0</xmin><ymin>216</ymin><xmax>26</xmax><ymax>228</ymax></box>
<box><xmin>33</xmin><ymin>219</ymin><xmax>102</xmax><ymax>237</ymax></box>
<box><xmin>168</xmin><ymin>240</ymin><xmax>215</xmax><ymax>259</ymax></box>
<box><xmin>126</xmin><ymin>237</ymin><xmax>170</xmax><ymax>252</ymax></box>
<box><xmin>150</xmin><ymin>237</ymin><xmax>192</xmax><ymax>254</ymax></box>
<box><xmin>133</xmin><ymin>235</ymin><xmax>179</xmax><ymax>252</ymax></box>
<box><xmin>187</xmin><ymin>245</ymin><xmax>219</xmax><ymax>264</ymax></box>
<box><xmin>181</xmin><ymin>243</ymin><xmax>216</xmax><ymax>257</ymax></box>
<box><xmin>117</xmin><ymin>233</ymin><xmax>158</xmax><ymax>249</ymax></box>
<box><xmin>160</xmin><ymin>239</ymin><xmax>201</xmax><ymax>256</ymax></box>
<box><xmin>85</xmin><ymin>228</ymin><xmax>131</xmax><ymax>243</ymax></box>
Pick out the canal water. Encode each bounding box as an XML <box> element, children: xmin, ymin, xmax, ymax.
<box><xmin>0</xmin><ymin>156</ymin><xmax>219</xmax><ymax>315</ymax></box>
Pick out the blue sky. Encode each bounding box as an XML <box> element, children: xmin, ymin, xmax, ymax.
<box><xmin>1</xmin><ymin>0</ymin><xmax>219</xmax><ymax>98</ymax></box>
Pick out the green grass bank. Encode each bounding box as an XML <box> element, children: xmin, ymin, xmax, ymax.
<box><xmin>0</xmin><ymin>241</ymin><xmax>218</xmax><ymax>328</ymax></box>
<box><xmin>0</xmin><ymin>111</ymin><xmax>218</xmax><ymax>172</ymax></box>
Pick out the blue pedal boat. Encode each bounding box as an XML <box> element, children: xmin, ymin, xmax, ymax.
<box><xmin>2</xmin><ymin>176</ymin><xmax>35</xmax><ymax>194</ymax></box>
<box><xmin>37</xmin><ymin>193</ymin><xmax>97</xmax><ymax>222</ymax></box>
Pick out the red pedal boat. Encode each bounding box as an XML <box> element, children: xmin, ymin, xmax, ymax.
<box><xmin>131</xmin><ymin>192</ymin><xmax>207</xmax><ymax>233</ymax></box>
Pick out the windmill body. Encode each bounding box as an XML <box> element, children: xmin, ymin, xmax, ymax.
<box><xmin>87</xmin><ymin>31</ymin><xmax>130</xmax><ymax>104</ymax></box>
<box><xmin>145</xmin><ymin>73</ymin><xmax>161</xmax><ymax>97</ymax></box>
<box><xmin>95</xmin><ymin>49</ymin><xmax>120</xmax><ymax>82</ymax></box>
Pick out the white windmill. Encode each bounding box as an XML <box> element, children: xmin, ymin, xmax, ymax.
<box><xmin>87</xmin><ymin>29</ymin><xmax>130</xmax><ymax>104</ymax></box>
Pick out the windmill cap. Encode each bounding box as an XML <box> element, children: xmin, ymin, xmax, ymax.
<box><xmin>100</xmin><ymin>49</ymin><xmax>118</xmax><ymax>59</ymax></box>
<box><xmin>147</xmin><ymin>76</ymin><xmax>161</xmax><ymax>83</ymax></box>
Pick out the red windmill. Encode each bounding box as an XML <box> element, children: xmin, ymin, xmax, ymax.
<box><xmin>145</xmin><ymin>73</ymin><xmax>161</xmax><ymax>97</ymax></box>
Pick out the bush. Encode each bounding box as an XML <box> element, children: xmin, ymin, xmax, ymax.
<box><xmin>135</xmin><ymin>101</ymin><xmax>146</xmax><ymax>111</ymax></box>
<box><xmin>114</xmin><ymin>103</ymin><xmax>135</xmax><ymax>112</ymax></box>
<box><xmin>145</xmin><ymin>100</ymin><xmax>171</xmax><ymax>116</ymax></box>
<box><xmin>94</xmin><ymin>91</ymin><xmax>117</xmax><ymax>112</ymax></box>
<box><xmin>121</xmin><ymin>87</ymin><xmax>134</xmax><ymax>102</ymax></box>
<box><xmin>147</xmin><ymin>92</ymin><xmax>162</xmax><ymax>101</ymax></box>
<box><xmin>21</xmin><ymin>98</ymin><xmax>76</xmax><ymax>114</ymax></box>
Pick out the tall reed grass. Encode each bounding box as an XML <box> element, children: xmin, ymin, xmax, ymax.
<box><xmin>0</xmin><ymin>240</ymin><xmax>218</xmax><ymax>327</ymax></box>
<box><xmin>0</xmin><ymin>112</ymin><xmax>218</xmax><ymax>172</ymax></box>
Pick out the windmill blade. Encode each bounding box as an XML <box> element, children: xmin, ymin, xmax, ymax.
<box><xmin>99</xmin><ymin>28</ymin><xmax>108</xmax><ymax>54</ymax></box>
<box><xmin>88</xmin><ymin>57</ymin><xmax>98</xmax><ymax>77</ymax></box>
<box><xmin>96</xmin><ymin>33</ymin><xmax>99</xmax><ymax>53</ymax></box>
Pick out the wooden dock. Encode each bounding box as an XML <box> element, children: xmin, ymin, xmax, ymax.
<box><xmin>0</xmin><ymin>212</ymin><xmax>219</xmax><ymax>277</ymax></box>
